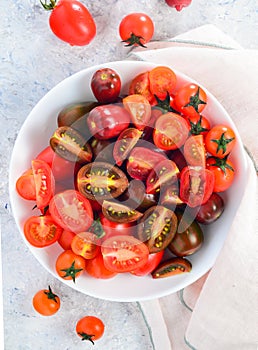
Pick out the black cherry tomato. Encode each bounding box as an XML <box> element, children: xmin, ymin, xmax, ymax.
<box><xmin>102</xmin><ymin>200</ymin><xmax>143</xmax><ymax>223</ymax></box>
<box><xmin>113</xmin><ymin>128</ymin><xmax>142</xmax><ymax>166</ymax></box>
<box><xmin>57</xmin><ymin>101</ymin><xmax>98</xmax><ymax>128</ymax></box>
<box><xmin>160</xmin><ymin>183</ymin><xmax>184</xmax><ymax>208</ymax></box>
<box><xmin>191</xmin><ymin>192</ymin><xmax>225</xmax><ymax>225</ymax></box>
<box><xmin>138</xmin><ymin>205</ymin><xmax>178</xmax><ymax>253</ymax></box>
<box><xmin>91</xmin><ymin>68</ymin><xmax>121</xmax><ymax>103</ymax></box>
<box><xmin>152</xmin><ymin>257</ymin><xmax>192</xmax><ymax>279</ymax></box>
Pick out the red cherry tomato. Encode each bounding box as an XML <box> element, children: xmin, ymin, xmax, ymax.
<box><xmin>41</xmin><ymin>0</ymin><xmax>96</xmax><ymax>46</ymax></box>
<box><xmin>85</xmin><ymin>251</ymin><xmax>117</xmax><ymax>279</ymax></box>
<box><xmin>91</xmin><ymin>68</ymin><xmax>121</xmax><ymax>103</ymax></box>
<box><xmin>174</xmin><ymin>83</ymin><xmax>207</xmax><ymax>118</ymax></box>
<box><xmin>180</xmin><ymin>166</ymin><xmax>215</xmax><ymax>207</ymax></box>
<box><xmin>131</xmin><ymin>251</ymin><xmax>164</xmax><ymax>276</ymax></box>
<box><xmin>123</xmin><ymin>94</ymin><xmax>151</xmax><ymax>130</ymax></box>
<box><xmin>183</xmin><ymin>135</ymin><xmax>206</xmax><ymax>168</ymax></box>
<box><xmin>58</xmin><ymin>229</ymin><xmax>76</xmax><ymax>250</ymax></box>
<box><xmin>24</xmin><ymin>215</ymin><xmax>63</xmax><ymax>248</ymax></box>
<box><xmin>186</xmin><ymin>114</ymin><xmax>210</xmax><ymax>136</ymax></box>
<box><xmin>16</xmin><ymin>169</ymin><xmax>36</xmax><ymax>201</ymax></box>
<box><xmin>101</xmin><ymin>235</ymin><xmax>149</xmax><ymax>273</ymax></box>
<box><xmin>49</xmin><ymin>190</ymin><xmax>93</xmax><ymax>233</ymax></box>
<box><xmin>119</xmin><ymin>13</ymin><xmax>154</xmax><ymax>47</ymax></box>
<box><xmin>76</xmin><ymin>316</ymin><xmax>105</xmax><ymax>344</ymax></box>
<box><xmin>99</xmin><ymin>214</ymin><xmax>136</xmax><ymax>239</ymax></box>
<box><xmin>153</xmin><ymin>112</ymin><xmax>190</xmax><ymax>150</ymax></box>
<box><xmin>206</xmin><ymin>156</ymin><xmax>235</xmax><ymax>192</ymax></box>
<box><xmin>129</xmin><ymin>71</ymin><xmax>156</xmax><ymax>105</ymax></box>
<box><xmin>205</xmin><ymin>125</ymin><xmax>236</xmax><ymax>158</ymax></box>
<box><xmin>149</xmin><ymin>66</ymin><xmax>177</xmax><ymax>100</ymax></box>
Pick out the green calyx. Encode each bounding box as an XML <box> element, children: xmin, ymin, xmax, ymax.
<box><xmin>61</xmin><ymin>261</ymin><xmax>83</xmax><ymax>283</ymax></box>
<box><xmin>154</xmin><ymin>92</ymin><xmax>178</xmax><ymax>113</ymax></box>
<box><xmin>40</xmin><ymin>0</ymin><xmax>57</xmax><ymax>11</ymax></box>
<box><xmin>78</xmin><ymin>332</ymin><xmax>95</xmax><ymax>345</ymax></box>
<box><xmin>122</xmin><ymin>33</ymin><xmax>147</xmax><ymax>48</ymax></box>
<box><xmin>209</xmin><ymin>156</ymin><xmax>234</xmax><ymax>175</ymax></box>
<box><xmin>211</xmin><ymin>132</ymin><xmax>235</xmax><ymax>155</ymax></box>
<box><xmin>44</xmin><ymin>285</ymin><xmax>59</xmax><ymax>303</ymax></box>
<box><xmin>189</xmin><ymin>115</ymin><xmax>209</xmax><ymax>135</ymax></box>
<box><xmin>184</xmin><ymin>87</ymin><xmax>206</xmax><ymax>112</ymax></box>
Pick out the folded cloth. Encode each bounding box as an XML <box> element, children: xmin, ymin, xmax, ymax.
<box><xmin>131</xmin><ymin>25</ymin><xmax>258</xmax><ymax>350</ymax></box>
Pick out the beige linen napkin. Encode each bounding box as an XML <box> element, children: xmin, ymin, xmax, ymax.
<box><xmin>131</xmin><ymin>25</ymin><xmax>258</xmax><ymax>350</ymax></box>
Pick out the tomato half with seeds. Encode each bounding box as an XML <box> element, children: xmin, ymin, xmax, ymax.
<box><xmin>71</xmin><ymin>231</ymin><xmax>100</xmax><ymax>259</ymax></box>
<box><xmin>129</xmin><ymin>71</ymin><xmax>156</xmax><ymax>105</ymax></box>
<box><xmin>33</xmin><ymin>286</ymin><xmax>60</xmax><ymax>316</ymax></box>
<box><xmin>160</xmin><ymin>183</ymin><xmax>184</xmax><ymax>208</ymax></box>
<box><xmin>152</xmin><ymin>257</ymin><xmax>192</xmax><ymax>279</ymax></box>
<box><xmin>168</xmin><ymin>211</ymin><xmax>204</xmax><ymax>257</ymax></box>
<box><xmin>77</xmin><ymin>162</ymin><xmax>129</xmax><ymax>200</ymax></box>
<box><xmin>85</xmin><ymin>251</ymin><xmax>117</xmax><ymax>279</ymax></box>
<box><xmin>56</xmin><ymin>249</ymin><xmax>86</xmax><ymax>283</ymax></box>
<box><xmin>23</xmin><ymin>215</ymin><xmax>63</xmax><ymax>248</ymax></box>
<box><xmin>183</xmin><ymin>134</ymin><xmax>206</xmax><ymax>168</ymax></box>
<box><xmin>76</xmin><ymin>316</ymin><xmax>105</xmax><ymax>344</ymax></box>
<box><xmin>174</xmin><ymin>83</ymin><xmax>207</xmax><ymax>118</ymax></box>
<box><xmin>91</xmin><ymin>68</ymin><xmax>121</xmax><ymax>104</ymax></box>
<box><xmin>205</xmin><ymin>125</ymin><xmax>236</xmax><ymax>158</ymax></box>
<box><xmin>127</xmin><ymin>147</ymin><xmax>167</xmax><ymax>181</ymax></box>
<box><xmin>101</xmin><ymin>235</ymin><xmax>149</xmax><ymax>273</ymax></box>
<box><xmin>50</xmin><ymin>126</ymin><xmax>92</xmax><ymax>163</ymax></box>
<box><xmin>138</xmin><ymin>205</ymin><xmax>178</xmax><ymax>253</ymax></box>
<box><xmin>180</xmin><ymin>166</ymin><xmax>215</xmax><ymax>207</ymax></box>
<box><xmin>206</xmin><ymin>156</ymin><xmax>235</xmax><ymax>192</ymax></box>
<box><xmin>123</xmin><ymin>94</ymin><xmax>151</xmax><ymax>130</ymax></box>
<box><xmin>87</xmin><ymin>104</ymin><xmax>131</xmax><ymax>140</ymax></box>
<box><xmin>146</xmin><ymin>159</ymin><xmax>179</xmax><ymax>194</ymax></box>
<box><xmin>16</xmin><ymin>169</ymin><xmax>36</xmax><ymax>201</ymax></box>
<box><xmin>49</xmin><ymin>189</ymin><xmax>93</xmax><ymax>233</ymax></box>
<box><xmin>149</xmin><ymin>66</ymin><xmax>177</xmax><ymax>100</ymax></box>
<box><xmin>113</xmin><ymin>128</ymin><xmax>142</xmax><ymax>166</ymax></box>
<box><xmin>131</xmin><ymin>250</ymin><xmax>164</xmax><ymax>276</ymax></box>
<box><xmin>102</xmin><ymin>200</ymin><xmax>143</xmax><ymax>223</ymax></box>
<box><xmin>153</xmin><ymin>112</ymin><xmax>190</xmax><ymax>150</ymax></box>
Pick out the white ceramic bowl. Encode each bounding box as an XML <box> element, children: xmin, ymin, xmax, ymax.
<box><xmin>9</xmin><ymin>61</ymin><xmax>248</xmax><ymax>301</ymax></box>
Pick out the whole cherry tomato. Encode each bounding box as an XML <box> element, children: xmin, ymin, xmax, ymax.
<box><xmin>119</xmin><ymin>13</ymin><xmax>154</xmax><ymax>47</ymax></box>
<box><xmin>76</xmin><ymin>316</ymin><xmax>105</xmax><ymax>344</ymax></box>
<box><xmin>33</xmin><ymin>286</ymin><xmax>60</xmax><ymax>316</ymax></box>
<box><xmin>56</xmin><ymin>249</ymin><xmax>86</xmax><ymax>283</ymax></box>
<box><xmin>41</xmin><ymin>0</ymin><xmax>96</xmax><ymax>46</ymax></box>
<box><xmin>165</xmin><ymin>0</ymin><xmax>192</xmax><ymax>11</ymax></box>
<box><xmin>85</xmin><ymin>251</ymin><xmax>117</xmax><ymax>279</ymax></box>
<box><xmin>131</xmin><ymin>251</ymin><xmax>164</xmax><ymax>276</ymax></box>
<box><xmin>91</xmin><ymin>68</ymin><xmax>121</xmax><ymax>103</ymax></box>
<box><xmin>206</xmin><ymin>156</ymin><xmax>235</xmax><ymax>192</ymax></box>
<box><xmin>205</xmin><ymin>125</ymin><xmax>236</xmax><ymax>158</ymax></box>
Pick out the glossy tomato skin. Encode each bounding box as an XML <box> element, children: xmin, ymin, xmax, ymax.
<box><xmin>179</xmin><ymin>166</ymin><xmax>215</xmax><ymax>208</ymax></box>
<box><xmin>58</xmin><ymin>229</ymin><xmax>76</xmax><ymax>250</ymax></box>
<box><xmin>186</xmin><ymin>114</ymin><xmax>210</xmax><ymax>136</ymax></box>
<box><xmin>119</xmin><ymin>13</ymin><xmax>154</xmax><ymax>47</ymax></box>
<box><xmin>149</xmin><ymin>66</ymin><xmax>177</xmax><ymax>100</ymax></box>
<box><xmin>99</xmin><ymin>214</ymin><xmax>136</xmax><ymax>239</ymax></box>
<box><xmin>174</xmin><ymin>83</ymin><xmax>207</xmax><ymax>118</ymax></box>
<box><xmin>191</xmin><ymin>192</ymin><xmax>225</xmax><ymax>225</ymax></box>
<box><xmin>33</xmin><ymin>286</ymin><xmax>60</xmax><ymax>316</ymax></box>
<box><xmin>23</xmin><ymin>215</ymin><xmax>63</xmax><ymax>248</ymax></box>
<box><xmin>49</xmin><ymin>190</ymin><xmax>93</xmax><ymax>233</ymax></box>
<box><xmin>76</xmin><ymin>316</ymin><xmax>105</xmax><ymax>344</ymax></box>
<box><xmin>153</xmin><ymin>112</ymin><xmax>190</xmax><ymax>150</ymax></box>
<box><xmin>131</xmin><ymin>251</ymin><xmax>164</xmax><ymax>276</ymax></box>
<box><xmin>206</xmin><ymin>156</ymin><xmax>235</xmax><ymax>192</ymax></box>
<box><xmin>48</xmin><ymin>0</ymin><xmax>96</xmax><ymax>46</ymax></box>
<box><xmin>168</xmin><ymin>211</ymin><xmax>204</xmax><ymax>257</ymax></box>
<box><xmin>56</xmin><ymin>249</ymin><xmax>86</xmax><ymax>282</ymax></box>
<box><xmin>205</xmin><ymin>125</ymin><xmax>236</xmax><ymax>158</ymax></box>
<box><xmin>87</xmin><ymin>104</ymin><xmax>131</xmax><ymax>140</ymax></box>
<box><xmin>101</xmin><ymin>235</ymin><xmax>149</xmax><ymax>273</ymax></box>
<box><xmin>85</xmin><ymin>251</ymin><xmax>117</xmax><ymax>279</ymax></box>
<box><xmin>91</xmin><ymin>68</ymin><xmax>121</xmax><ymax>103</ymax></box>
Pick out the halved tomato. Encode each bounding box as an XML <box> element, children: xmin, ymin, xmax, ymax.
<box><xmin>101</xmin><ymin>235</ymin><xmax>149</xmax><ymax>273</ymax></box>
<box><xmin>153</xmin><ymin>113</ymin><xmax>190</xmax><ymax>150</ymax></box>
<box><xmin>113</xmin><ymin>128</ymin><xmax>142</xmax><ymax>166</ymax></box>
<box><xmin>149</xmin><ymin>66</ymin><xmax>177</xmax><ymax>100</ymax></box>
<box><xmin>16</xmin><ymin>169</ymin><xmax>36</xmax><ymax>201</ymax></box>
<box><xmin>49</xmin><ymin>190</ymin><xmax>93</xmax><ymax>233</ymax></box>
<box><xmin>129</xmin><ymin>71</ymin><xmax>156</xmax><ymax>105</ymax></box>
<box><xmin>101</xmin><ymin>200</ymin><xmax>143</xmax><ymax>223</ymax></box>
<box><xmin>71</xmin><ymin>232</ymin><xmax>100</xmax><ymax>259</ymax></box>
<box><xmin>183</xmin><ymin>135</ymin><xmax>206</xmax><ymax>168</ymax></box>
<box><xmin>85</xmin><ymin>251</ymin><xmax>117</xmax><ymax>279</ymax></box>
<box><xmin>152</xmin><ymin>257</ymin><xmax>192</xmax><ymax>279</ymax></box>
<box><xmin>99</xmin><ymin>213</ymin><xmax>136</xmax><ymax>239</ymax></box>
<box><xmin>123</xmin><ymin>94</ymin><xmax>151</xmax><ymax>130</ymax></box>
<box><xmin>131</xmin><ymin>251</ymin><xmax>164</xmax><ymax>276</ymax></box>
<box><xmin>23</xmin><ymin>215</ymin><xmax>63</xmax><ymax>247</ymax></box>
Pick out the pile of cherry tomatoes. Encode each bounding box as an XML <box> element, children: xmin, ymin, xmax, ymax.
<box><xmin>16</xmin><ymin>65</ymin><xmax>236</xmax><ymax>281</ymax></box>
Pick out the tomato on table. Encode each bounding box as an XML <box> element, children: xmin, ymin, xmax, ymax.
<box><xmin>71</xmin><ymin>231</ymin><xmax>100</xmax><ymax>259</ymax></box>
<box><xmin>101</xmin><ymin>235</ymin><xmax>149</xmax><ymax>273</ymax></box>
<box><xmin>119</xmin><ymin>13</ymin><xmax>154</xmax><ymax>47</ymax></box>
<box><xmin>76</xmin><ymin>316</ymin><xmax>105</xmax><ymax>344</ymax></box>
<box><xmin>49</xmin><ymin>189</ymin><xmax>93</xmax><ymax>233</ymax></box>
<box><xmin>179</xmin><ymin>166</ymin><xmax>215</xmax><ymax>207</ymax></box>
<box><xmin>16</xmin><ymin>169</ymin><xmax>36</xmax><ymax>201</ymax></box>
<box><xmin>206</xmin><ymin>156</ymin><xmax>235</xmax><ymax>192</ymax></box>
<box><xmin>33</xmin><ymin>286</ymin><xmax>60</xmax><ymax>316</ymax></box>
<box><xmin>129</xmin><ymin>71</ymin><xmax>156</xmax><ymax>105</ymax></box>
<box><xmin>41</xmin><ymin>0</ymin><xmax>96</xmax><ymax>46</ymax></box>
<box><xmin>153</xmin><ymin>112</ymin><xmax>190</xmax><ymax>150</ymax></box>
<box><xmin>174</xmin><ymin>83</ymin><xmax>207</xmax><ymax>118</ymax></box>
<box><xmin>91</xmin><ymin>68</ymin><xmax>121</xmax><ymax>103</ymax></box>
<box><xmin>183</xmin><ymin>134</ymin><xmax>206</xmax><ymax>168</ymax></box>
<box><xmin>113</xmin><ymin>128</ymin><xmax>142</xmax><ymax>166</ymax></box>
<box><xmin>131</xmin><ymin>251</ymin><xmax>164</xmax><ymax>276</ymax></box>
<box><xmin>123</xmin><ymin>94</ymin><xmax>151</xmax><ymax>130</ymax></box>
<box><xmin>205</xmin><ymin>125</ymin><xmax>236</xmax><ymax>158</ymax></box>
<box><xmin>23</xmin><ymin>215</ymin><xmax>63</xmax><ymax>248</ymax></box>
<box><xmin>149</xmin><ymin>66</ymin><xmax>177</xmax><ymax>100</ymax></box>
<box><xmin>85</xmin><ymin>251</ymin><xmax>117</xmax><ymax>279</ymax></box>
<box><xmin>56</xmin><ymin>249</ymin><xmax>86</xmax><ymax>282</ymax></box>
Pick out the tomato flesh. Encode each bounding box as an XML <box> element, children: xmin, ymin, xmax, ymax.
<box><xmin>123</xmin><ymin>94</ymin><xmax>151</xmax><ymax>130</ymax></box>
<box><xmin>183</xmin><ymin>134</ymin><xmax>206</xmax><ymax>168</ymax></box>
<box><xmin>71</xmin><ymin>232</ymin><xmax>100</xmax><ymax>259</ymax></box>
<box><xmin>16</xmin><ymin>169</ymin><xmax>36</xmax><ymax>201</ymax></box>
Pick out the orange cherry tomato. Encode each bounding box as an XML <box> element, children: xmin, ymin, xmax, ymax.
<box><xmin>205</xmin><ymin>125</ymin><xmax>236</xmax><ymax>158</ymax></box>
<box><xmin>76</xmin><ymin>316</ymin><xmax>105</xmax><ymax>344</ymax></box>
<box><xmin>33</xmin><ymin>286</ymin><xmax>60</xmax><ymax>316</ymax></box>
<box><xmin>71</xmin><ymin>231</ymin><xmax>100</xmax><ymax>259</ymax></box>
<box><xmin>206</xmin><ymin>156</ymin><xmax>235</xmax><ymax>192</ymax></box>
<box><xmin>56</xmin><ymin>249</ymin><xmax>86</xmax><ymax>282</ymax></box>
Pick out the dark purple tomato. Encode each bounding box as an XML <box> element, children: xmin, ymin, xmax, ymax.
<box><xmin>191</xmin><ymin>193</ymin><xmax>224</xmax><ymax>225</ymax></box>
<box><xmin>91</xmin><ymin>68</ymin><xmax>121</xmax><ymax>104</ymax></box>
